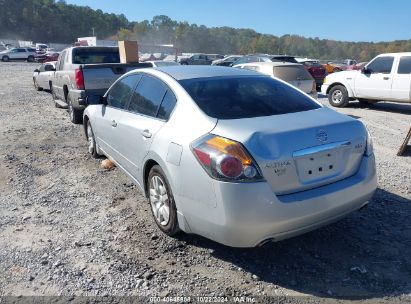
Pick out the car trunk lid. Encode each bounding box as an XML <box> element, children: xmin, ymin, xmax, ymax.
<box><xmin>212</xmin><ymin>107</ymin><xmax>367</xmax><ymax>195</ymax></box>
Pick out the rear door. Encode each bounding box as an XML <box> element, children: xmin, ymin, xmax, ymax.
<box><xmin>93</xmin><ymin>75</ymin><xmax>140</xmax><ymax>165</ymax></box>
<box><xmin>53</xmin><ymin>50</ymin><xmax>67</xmax><ymax>99</ymax></box>
<box><xmin>355</xmin><ymin>56</ymin><xmax>394</xmax><ymax>100</ymax></box>
<box><xmin>118</xmin><ymin>74</ymin><xmax>176</xmax><ymax>179</ymax></box>
<box><xmin>391</xmin><ymin>55</ymin><xmax>411</xmax><ymax>102</ymax></box>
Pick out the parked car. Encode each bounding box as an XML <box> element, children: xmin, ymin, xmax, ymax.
<box><xmin>52</xmin><ymin>46</ymin><xmax>152</xmax><ymax>123</ymax></box>
<box><xmin>0</xmin><ymin>47</ymin><xmax>37</xmax><ymax>62</ymax></box>
<box><xmin>33</xmin><ymin>61</ymin><xmax>57</xmax><ymax>91</ymax></box>
<box><xmin>144</xmin><ymin>60</ymin><xmax>180</xmax><ymax>67</ymax></box>
<box><xmin>234</xmin><ymin>61</ymin><xmax>317</xmax><ymax>98</ymax></box>
<box><xmin>163</xmin><ymin>54</ymin><xmax>177</xmax><ymax>62</ymax></box>
<box><xmin>179</xmin><ymin>54</ymin><xmax>212</xmax><ymax>65</ymax></box>
<box><xmin>231</xmin><ymin>54</ymin><xmax>298</xmax><ymax>67</ymax></box>
<box><xmin>346</xmin><ymin>61</ymin><xmax>368</xmax><ymax>71</ymax></box>
<box><xmin>211</xmin><ymin>55</ymin><xmax>243</xmax><ymax>66</ymax></box>
<box><xmin>323</xmin><ymin>62</ymin><xmax>342</xmax><ymax>74</ymax></box>
<box><xmin>206</xmin><ymin>54</ymin><xmax>225</xmax><ymax>61</ymax></box>
<box><xmin>296</xmin><ymin>59</ymin><xmax>327</xmax><ymax>88</ymax></box>
<box><xmin>83</xmin><ymin>65</ymin><xmax>376</xmax><ymax>247</ymax></box>
<box><xmin>322</xmin><ymin>52</ymin><xmax>411</xmax><ymax>107</ymax></box>
<box><xmin>35</xmin><ymin>51</ymin><xmax>60</xmax><ymax>63</ymax></box>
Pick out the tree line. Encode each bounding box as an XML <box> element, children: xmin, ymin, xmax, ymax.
<box><xmin>1</xmin><ymin>0</ymin><xmax>410</xmax><ymax>61</ymax></box>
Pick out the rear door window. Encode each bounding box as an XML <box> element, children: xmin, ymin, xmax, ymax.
<box><xmin>397</xmin><ymin>56</ymin><xmax>411</xmax><ymax>74</ymax></box>
<box><xmin>274</xmin><ymin>65</ymin><xmax>313</xmax><ymax>81</ymax></box>
<box><xmin>107</xmin><ymin>75</ymin><xmax>140</xmax><ymax>109</ymax></box>
<box><xmin>157</xmin><ymin>90</ymin><xmax>177</xmax><ymax>120</ymax></box>
<box><xmin>72</xmin><ymin>48</ymin><xmax>120</xmax><ymax>64</ymax></box>
<box><xmin>367</xmin><ymin>56</ymin><xmax>394</xmax><ymax>74</ymax></box>
<box><xmin>179</xmin><ymin>76</ymin><xmax>320</xmax><ymax>119</ymax></box>
<box><xmin>128</xmin><ymin>75</ymin><xmax>167</xmax><ymax>117</ymax></box>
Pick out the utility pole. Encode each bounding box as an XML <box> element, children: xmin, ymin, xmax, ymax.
<box><xmin>92</xmin><ymin>27</ymin><xmax>95</xmax><ymax>37</ymax></box>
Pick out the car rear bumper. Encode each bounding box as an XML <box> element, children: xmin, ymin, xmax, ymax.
<box><xmin>182</xmin><ymin>154</ymin><xmax>376</xmax><ymax>247</ymax></box>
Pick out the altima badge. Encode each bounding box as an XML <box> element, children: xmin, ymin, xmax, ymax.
<box><xmin>316</xmin><ymin>130</ymin><xmax>328</xmax><ymax>143</ymax></box>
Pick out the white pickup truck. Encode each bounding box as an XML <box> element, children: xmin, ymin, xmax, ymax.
<box><xmin>321</xmin><ymin>52</ymin><xmax>411</xmax><ymax>107</ymax></box>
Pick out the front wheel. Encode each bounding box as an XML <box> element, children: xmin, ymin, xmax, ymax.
<box><xmin>27</xmin><ymin>55</ymin><xmax>34</xmax><ymax>62</ymax></box>
<box><xmin>86</xmin><ymin>120</ymin><xmax>99</xmax><ymax>158</ymax></box>
<box><xmin>328</xmin><ymin>85</ymin><xmax>349</xmax><ymax>107</ymax></box>
<box><xmin>148</xmin><ymin>165</ymin><xmax>179</xmax><ymax>236</ymax></box>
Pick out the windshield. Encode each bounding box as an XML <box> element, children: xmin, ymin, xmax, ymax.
<box><xmin>154</xmin><ymin>61</ymin><xmax>179</xmax><ymax>67</ymax></box>
<box><xmin>179</xmin><ymin>76</ymin><xmax>320</xmax><ymax>119</ymax></box>
<box><xmin>72</xmin><ymin>48</ymin><xmax>120</xmax><ymax>64</ymax></box>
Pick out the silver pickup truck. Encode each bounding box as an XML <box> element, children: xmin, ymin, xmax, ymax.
<box><xmin>52</xmin><ymin>46</ymin><xmax>151</xmax><ymax>123</ymax></box>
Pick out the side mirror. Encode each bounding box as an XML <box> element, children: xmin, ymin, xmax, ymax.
<box><xmin>34</xmin><ymin>69</ymin><xmax>40</xmax><ymax>73</ymax></box>
<box><xmin>361</xmin><ymin>67</ymin><xmax>370</xmax><ymax>74</ymax></box>
<box><xmin>100</xmin><ymin>95</ymin><xmax>108</xmax><ymax>105</ymax></box>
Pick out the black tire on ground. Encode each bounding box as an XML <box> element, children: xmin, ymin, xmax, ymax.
<box><xmin>33</xmin><ymin>78</ymin><xmax>42</xmax><ymax>91</ymax></box>
<box><xmin>147</xmin><ymin>165</ymin><xmax>180</xmax><ymax>236</ymax></box>
<box><xmin>2</xmin><ymin>56</ymin><xmax>9</xmax><ymax>62</ymax></box>
<box><xmin>86</xmin><ymin>120</ymin><xmax>99</xmax><ymax>158</ymax></box>
<box><xmin>328</xmin><ymin>85</ymin><xmax>349</xmax><ymax>107</ymax></box>
<box><xmin>68</xmin><ymin>98</ymin><xmax>83</xmax><ymax>124</ymax></box>
<box><xmin>27</xmin><ymin>55</ymin><xmax>34</xmax><ymax>62</ymax></box>
<box><xmin>180</xmin><ymin>62</ymin><xmax>188</xmax><ymax>65</ymax></box>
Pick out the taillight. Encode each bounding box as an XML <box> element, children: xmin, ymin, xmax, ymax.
<box><xmin>75</xmin><ymin>69</ymin><xmax>85</xmax><ymax>90</ymax></box>
<box><xmin>191</xmin><ymin>134</ymin><xmax>264</xmax><ymax>182</ymax></box>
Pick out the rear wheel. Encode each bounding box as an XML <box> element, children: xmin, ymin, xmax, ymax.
<box><xmin>33</xmin><ymin>78</ymin><xmax>42</xmax><ymax>91</ymax></box>
<box><xmin>2</xmin><ymin>55</ymin><xmax>9</xmax><ymax>62</ymax></box>
<box><xmin>328</xmin><ymin>85</ymin><xmax>349</xmax><ymax>107</ymax></box>
<box><xmin>148</xmin><ymin>165</ymin><xmax>179</xmax><ymax>236</ymax></box>
<box><xmin>68</xmin><ymin>98</ymin><xmax>83</xmax><ymax>124</ymax></box>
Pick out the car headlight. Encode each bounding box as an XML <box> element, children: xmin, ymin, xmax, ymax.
<box><xmin>365</xmin><ymin>128</ymin><xmax>374</xmax><ymax>156</ymax></box>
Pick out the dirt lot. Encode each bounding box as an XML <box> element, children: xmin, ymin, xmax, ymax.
<box><xmin>0</xmin><ymin>62</ymin><xmax>410</xmax><ymax>303</ymax></box>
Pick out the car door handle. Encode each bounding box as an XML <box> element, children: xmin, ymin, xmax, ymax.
<box><xmin>141</xmin><ymin>129</ymin><xmax>152</xmax><ymax>138</ymax></box>
<box><xmin>383</xmin><ymin>77</ymin><xmax>390</xmax><ymax>80</ymax></box>
<box><xmin>111</xmin><ymin>120</ymin><xmax>117</xmax><ymax>127</ymax></box>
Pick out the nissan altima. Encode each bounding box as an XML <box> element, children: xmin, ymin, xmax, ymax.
<box><xmin>83</xmin><ymin>66</ymin><xmax>377</xmax><ymax>247</ymax></box>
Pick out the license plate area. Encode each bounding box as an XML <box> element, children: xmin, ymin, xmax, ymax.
<box><xmin>293</xmin><ymin>141</ymin><xmax>351</xmax><ymax>184</ymax></box>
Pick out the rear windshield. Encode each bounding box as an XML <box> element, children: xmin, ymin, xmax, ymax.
<box><xmin>271</xmin><ymin>56</ymin><xmax>298</xmax><ymax>63</ymax></box>
<box><xmin>179</xmin><ymin>76</ymin><xmax>320</xmax><ymax>119</ymax></box>
<box><xmin>274</xmin><ymin>66</ymin><xmax>312</xmax><ymax>81</ymax></box>
<box><xmin>72</xmin><ymin>48</ymin><xmax>120</xmax><ymax>64</ymax></box>
<box><xmin>303</xmin><ymin>61</ymin><xmax>321</xmax><ymax>67</ymax></box>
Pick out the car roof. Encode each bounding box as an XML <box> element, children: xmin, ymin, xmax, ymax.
<box><xmin>240</xmin><ymin>62</ymin><xmax>302</xmax><ymax>67</ymax></box>
<box><xmin>153</xmin><ymin>65</ymin><xmax>264</xmax><ymax>80</ymax></box>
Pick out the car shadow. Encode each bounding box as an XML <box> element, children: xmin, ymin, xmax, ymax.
<box><xmin>349</xmin><ymin>101</ymin><xmax>411</xmax><ymax>115</ymax></box>
<box><xmin>178</xmin><ymin>188</ymin><xmax>411</xmax><ymax>300</ymax></box>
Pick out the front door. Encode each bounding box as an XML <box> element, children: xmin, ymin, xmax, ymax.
<box><xmin>354</xmin><ymin>56</ymin><xmax>394</xmax><ymax>100</ymax></box>
<box><xmin>93</xmin><ymin>75</ymin><xmax>140</xmax><ymax>166</ymax></box>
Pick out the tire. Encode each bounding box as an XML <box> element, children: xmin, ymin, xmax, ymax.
<box><xmin>27</xmin><ymin>55</ymin><xmax>34</xmax><ymax>62</ymax></box>
<box><xmin>147</xmin><ymin>165</ymin><xmax>179</xmax><ymax>236</ymax></box>
<box><xmin>51</xmin><ymin>85</ymin><xmax>63</xmax><ymax>108</ymax></box>
<box><xmin>33</xmin><ymin>78</ymin><xmax>42</xmax><ymax>91</ymax></box>
<box><xmin>180</xmin><ymin>62</ymin><xmax>188</xmax><ymax>65</ymax></box>
<box><xmin>86</xmin><ymin>120</ymin><xmax>99</xmax><ymax>158</ymax></box>
<box><xmin>2</xmin><ymin>55</ymin><xmax>9</xmax><ymax>62</ymax></box>
<box><xmin>328</xmin><ymin>85</ymin><xmax>349</xmax><ymax>107</ymax></box>
<box><xmin>68</xmin><ymin>98</ymin><xmax>83</xmax><ymax>124</ymax></box>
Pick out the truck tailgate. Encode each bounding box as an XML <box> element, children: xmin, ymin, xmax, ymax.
<box><xmin>81</xmin><ymin>63</ymin><xmax>151</xmax><ymax>103</ymax></box>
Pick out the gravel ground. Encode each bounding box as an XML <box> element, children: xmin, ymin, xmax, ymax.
<box><xmin>0</xmin><ymin>62</ymin><xmax>410</xmax><ymax>303</ymax></box>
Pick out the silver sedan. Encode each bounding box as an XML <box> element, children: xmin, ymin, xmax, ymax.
<box><xmin>83</xmin><ymin>66</ymin><xmax>377</xmax><ymax>247</ymax></box>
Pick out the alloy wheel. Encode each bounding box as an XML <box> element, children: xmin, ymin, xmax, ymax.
<box><xmin>149</xmin><ymin>175</ymin><xmax>170</xmax><ymax>226</ymax></box>
<box><xmin>332</xmin><ymin>90</ymin><xmax>343</xmax><ymax>104</ymax></box>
